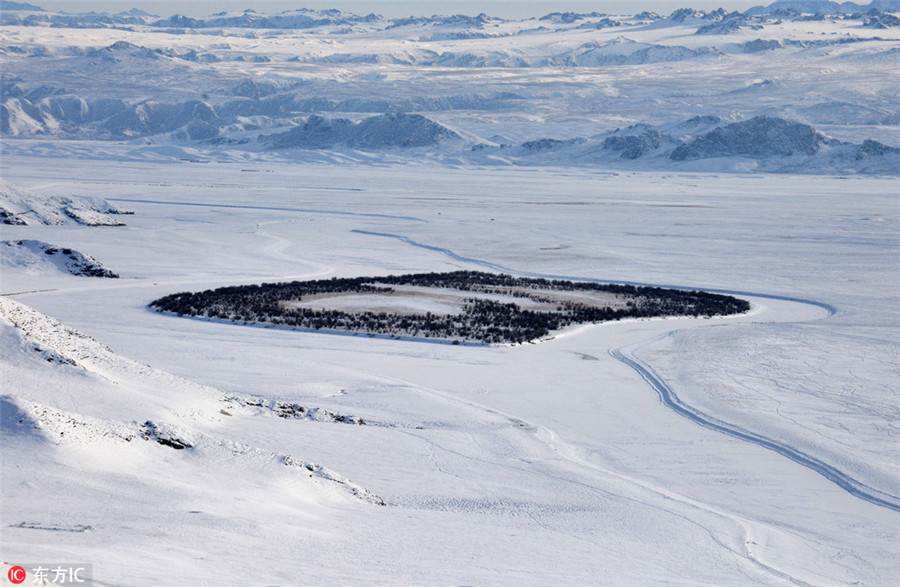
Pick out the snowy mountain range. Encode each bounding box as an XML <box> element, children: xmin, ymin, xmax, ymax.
<box><xmin>1</xmin><ymin>0</ymin><xmax>898</xmax><ymax>174</ymax></box>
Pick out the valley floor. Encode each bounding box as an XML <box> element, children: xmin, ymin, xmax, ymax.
<box><xmin>1</xmin><ymin>154</ymin><xmax>898</xmax><ymax>585</ymax></box>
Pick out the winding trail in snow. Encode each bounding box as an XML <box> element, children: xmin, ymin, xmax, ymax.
<box><xmin>609</xmin><ymin>342</ymin><xmax>900</xmax><ymax>512</ymax></box>
<box><xmin>352</xmin><ymin>228</ymin><xmax>899</xmax><ymax>513</ymax></box>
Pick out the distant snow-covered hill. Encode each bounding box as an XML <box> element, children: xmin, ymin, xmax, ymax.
<box><xmin>1</xmin><ymin>1</ymin><xmax>897</xmax><ymax>174</ymax></box>
<box><xmin>467</xmin><ymin>115</ymin><xmax>900</xmax><ymax>174</ymax></box>
<box><xmin>265</xmin><ymin>113</ymin><xmax>461</xmax><ymax>150</ymax></box>
<box><xmin>0</xmin><ymin>180</ymin><xmax>131</xmax><ymax>226</ymax></box>
<box><xmin>669</xmin><ymin>116</ymin><xmax>833</xmax><ymax>160</ymax></box>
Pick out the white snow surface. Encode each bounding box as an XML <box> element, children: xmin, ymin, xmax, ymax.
<box><xmin>1</xmin><ymin>3</ymin><xmax>899</xmax><ymax>586</ymax></box>
<box><xmin>1</xmin><ymin>157</ymin><xmax>897</xmax><ymax>585</ymax></box>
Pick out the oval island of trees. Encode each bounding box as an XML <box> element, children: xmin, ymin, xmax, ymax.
<box><xmin>149</xmin><ymin>271</ymin><xmax>750</xmax><ymax>345</ymax></box>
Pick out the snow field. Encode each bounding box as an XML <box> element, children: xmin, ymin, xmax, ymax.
<box><xmin>1</xmin><ymin>156</ymin><xmax>897</xmax><ymax>584</ymax></box>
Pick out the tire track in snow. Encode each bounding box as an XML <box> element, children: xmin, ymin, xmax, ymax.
<box><xmin>353</xmin><ymin>229</ymin><xmax>899</xmax><ymax>512</ymax></box>
<box><xmin>609</xmin><ymin>343</ymin><xmax>900</xmax><ymax>513</ymax></box>
<box><xmin>254</xmin><ymin>220</ymin><xmax>334</xmax><ymax>278</ymax></box>
<box><xmin>352</xmin><ymin>230</ymin><xmax>510</xmax><ymax>272</ymax></box>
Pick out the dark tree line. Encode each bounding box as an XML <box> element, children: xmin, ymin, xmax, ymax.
<box><xmin>149</xmin><ymin>271</ymin><xmax>750</xmax><ymax>344</ymax></box>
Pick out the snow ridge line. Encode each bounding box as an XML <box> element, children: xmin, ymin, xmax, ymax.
<box><xmin>609</xmin><ymin>344</ymin><xmax>900</xmax><ymax>512</ymax></box>
<box><xmin>0</xmin><ymin>295</ymin><xmax>221</xmax><ymax>419</ymax></box>
<box><xmin>0</xmin><ymin>297</ymin><xmax>385</xmax><ymax>506</ymax></box>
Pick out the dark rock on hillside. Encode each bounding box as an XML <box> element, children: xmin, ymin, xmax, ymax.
<box><xmin>140</xmin><ymin>421</ymin><xmax>191</xmax><ymax>450</ymax></box>
<box><xmin>602</xmin><ymin>129</ymin><xmax>666</xmax><ymax>159</ymax></box>
<box><xmin>862</xmin><ymin>9</ymin><xmax>900</xmax><ymax>28</ymax></box>
<box><xmin>266</xmin><ymin>113</ymin><xmax>459</xmax><ymax>150</ymax></box>
<box><xmin>667</xmin><ymin>8</ymin><xmax>729</xmax><ymax>24</ymax></box>
<box><xmin>519</xmin><ymin>137</ymin><xmax>586</xmax><ymax>152</ymax></box>
<box><xmin>267</xmin><ymin>115</ymin><xmax>355</xmax><ymax>149</ymax></box>
<box><xmin>696</xmin><ymin>13</ymin><xmax>763</xmax><ymax>34</ymax></box>
<box><xmin>576</xmin><ymin>18</ymin><xmax>621</xmax><ymax>29</ymax></box>
<box><xmin>351</xmin><ymin>112</ymin><xmax>458</xmax><ymax>148</ymax></box>
<box><xmin>89</xmin><ymin>41</ymin><xmax>169</xmax><ymax>62</ymax></box>
<box><xmin>740</xmin><ymin>39</ymin><xmax>784</xmax><ymax>52</ymax></box>
<box><xmin>539</xmin><ymin>12</ymin><xmax>604</xmax><ymax>24</ymax></box>
<box><xmin>387</xmin><ymin>13</ymin><xmax>496</xmax><ymax>29</ymax></box>
<box><xmin>153</xmin><ymin>14</ymin><xmax>202</xmax><ymax>28</ymax></box>
<box><xmin>183</xmin><ymin>120</ymin><xmax>220</xmax><ymax>141</ymax></box>
<box><xmin>670</xmin><ymin>116</ymin><xmax>833</xmax><ymax>160</ymax></box>
<box><xmin>855</xmin><ymin>139</ymin><xmax>900</xmax><ymax>159</ymax></box>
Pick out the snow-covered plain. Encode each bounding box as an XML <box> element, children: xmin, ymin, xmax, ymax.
<box><xmin>2</xmin><ymin>1</ymin><xmax>899</xmax><ymax>585</ymax></box>
<box><xmin>2</xmin><ymin>158</ymin><xmax>897</xmax><ymax>585</ymax></box>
